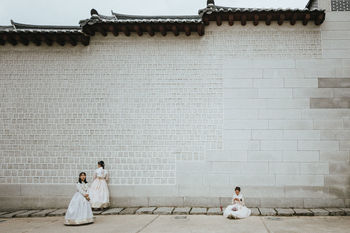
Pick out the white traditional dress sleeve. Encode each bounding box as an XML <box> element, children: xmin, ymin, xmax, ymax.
<box><xmin>76</xmin><ymin>183</ymin><xmax>87</xmax><ymax>196</ymax></box>
<box><xmin>104</xmin><ymin>170</ymin><xmax>109</xmax><ymax>181</ymax></box>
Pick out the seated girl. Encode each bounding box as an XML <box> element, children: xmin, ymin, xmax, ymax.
<box><xmin>64</xmin><ymin>172</ymin><xmax>94</xmax><ymax>225</ymax></box>
<box><xmin>223</xmin><ymin>186</ymin><xmax>251</xmax><ymax>219</ymax></box>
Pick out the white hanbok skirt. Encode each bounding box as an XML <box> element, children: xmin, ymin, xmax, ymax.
<box><xmin>65</xmin><ymin>192</ymin><xmax>94</xmax><ymax>225</ymax></box>
<box><xmin>224</xmin><ymin>203</ymin><xmax>251</xmax><ymax>219</ymax></box>
<box><xmin>89</xmin><ymin>179</ymin><xmax>110</xmax><ymax>208</ymax></box>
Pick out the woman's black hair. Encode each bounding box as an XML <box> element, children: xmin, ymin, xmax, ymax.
<box><xmin>78</xmin><ymin>172</ymin><xmax>88</xmax><ymax>184</ymax></box>
<box><xmin>235</xmin><ymin>186</ymin><xmax>241</xmax><ymax>191</ymax></box>
<box><xmin>98</xmin><ymin>161</ymin><xmax>105</xmax><ymax>169</ymax></box>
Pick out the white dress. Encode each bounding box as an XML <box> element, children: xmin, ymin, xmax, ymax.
<box><xmin>65</xmin><ymin>182</ymin><xmax>94</xmax><ymax>225</ymax></box>
<box><xmin>89</xmin><ymin>167</ymin><xmax>110</xmax><ymax>208</ymax></box>
<box><xmin>223</xmin><ymin>193</ymin><xmax>251</xmax><ymax>219</ymax></box>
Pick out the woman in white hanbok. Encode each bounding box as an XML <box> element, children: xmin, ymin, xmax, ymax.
<box><xmin>224</xmin><ymin>186</ymin><xmax>251</xmax><ymax>219</ymax></box>
<box><xmin>65</xmin><ymin>172</ymin><xmax>94</xmax><ymax>225</ymax></box>
<box><xmin>89</xmin><ymin>161</ymin><xmax>110</xmax><ymax>209</ymax></box>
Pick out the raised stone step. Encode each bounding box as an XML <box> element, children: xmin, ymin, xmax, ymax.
<box><xmin>31</xmin><ymin>209</ymin><xmax>57</xmax><ymax>217</ymax></box>
<box><xmin>136</xmin><ymin>207</ymin><xmax>156</xmax><ymax>214</ymax></box>
<box><xmin>47</xmin><ymin>209</ymin><xmax>66</xmax><ymax>216</ymax></box>
<box><xmin>173</xmin><ymin>207</ymin><xmax>191</xmax><ymax>215</ymax></box>
<box><xmin>153</xmin><ymin>207</ymin><xmax>174</xmax><ymax>215</ymax></box>
<box><xmin>1</xmin><ymin>210</ymin><xmax>28</xmax><ymax>218</ymax></box>
<box><xmin>293</xmin><ymin>209</ymin><xmax>313</xmax><ymax>216</ymax></box>
<box><xmin>0</xmin><ymin>212</ymin><xmax>8</xmax><ymax>216</ymax></box>
<box><xmin>310</xmin><ymin>209</ymin><xmax>329</xmax><ymax>216</ymax></box>
<box><xmin>325</xmin><ymin>208</ymin><xmax>345</xmax><ymax>216</ymax></box>
<box><xmin>92</xmin><ymin>210</ymin><xmax>104</xmax><ymax>215</ymax></box>
<box><xmin>259</xmin><ymin>208</ymin><xmax>277</xmax><ymax>216</ymax></box>
<box><xmin>250</xmin><ymin>208</ymin><xmax>260</xmax><ymax>216</ymax></box>
<box><xmin>207</xmin><ymin>208</ymin><xmax>222</xmax><ymax>215</ymax></box>
<box><xmin>120</xmin><ymin>207</ymin><xmax>138</xmax><ymax>215</ymax></box>
<box><xmin>101</xmin><ymin>208</ymin><xmax>124</xmax><ymax>215</ymax></box>
<box><xmin>15</xmin><ymin>210</ymin><xmax>41</xmax><ymax>218</ymax></box>
<box><xmin>190</xmin><ymin>208</ymin><xmax>207</xmax><ymax>215</ymax></box>
<box><xmin>275</xmin><ymin>208</ymin><xmax>295</xmax><ymax>216</ymax></box>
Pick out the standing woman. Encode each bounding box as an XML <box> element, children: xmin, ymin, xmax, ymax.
<box><xmin>65</xmin><ymin>172</ymin><xmax>94</xmax><ymax>225</ymax></box>
<box><xmin>89</xmin><ymin>161</ymin><xmax>110</xmax><ymax>209</ymax></box>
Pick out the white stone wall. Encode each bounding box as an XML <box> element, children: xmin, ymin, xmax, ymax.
<box><xmin>0</xmin><ymin>0</ymin><xmax>349</xmax><ymax>208</ymax></box>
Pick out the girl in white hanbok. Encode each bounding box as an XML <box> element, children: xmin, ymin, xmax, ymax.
<box><xmin>224</xmin><ymin>186</ymin><xmax>251</xmax><ymax>219</ymax></box>
<box><xmin>89</xmin><ymin>161</ymin><xmax>110</xmax><ymax>209</ymax></box>
<box><xmin>65</xmin><ymin>172</ymin><xmax>94</xmax><ymax>225</ymax></box>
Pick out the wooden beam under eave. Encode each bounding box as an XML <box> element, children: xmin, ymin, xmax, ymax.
<box><xmin>265</xmin><ymin>14</ymin><xmax>272</xmax><ymax>25</ymax></box>
<box><xmin>56</xmin><ymin>37</ymin><xmax>66</xmax><ymax>46</ymax></box>
<box><xmin>240</xmin><ymin>15</ymin><xmax>247</xmax><ymax>26</ymax></box>
<box><xmin>203</xmin><ymin>15</ymin><xmax>210</xmax><ymax>25</ymax></box>
<box><xmin>109</xmin><ymin>25</ymin><xmax>118</xmax><ymax>36</ymax></box>
<box><xmin>278</xmin><ymin>14</ymin><xmax>285</xmax><ymax>25</ymax></box>
<box><xmin>197</xmin><ymin>24</ymin><xmax>204</xmax><ymax>36</ymax></box>
<box><xmin>290</xmin><ymin>13</ymin><xmax>297</xmax><ymax>25</ymax></box>
<box><xmin>121</xmin><ymin>26</ymin><xmax>130</xmax><ymax>36</ymax></box>
<box><xmin>81</xmin><ymin>36</ymin><xmax>90</xmax><ymax>46</ymax></box>
<box><xmin>67</xmin><ymin>35</ymin><xmax>77</xmax><ymax>46</ymax></box>
<box><xmin>0</xmin><ymin>35</ymin><xmax>5</xmax><ymax>45</ymax></box>
<box><xmin>134</xmin><ymin>25</ymin><xmax>143</xmax><ymax>36</ymax></box>
<box><xmin>44</xmin><ymin>35</ymin><xmax>53</xmax><ymax>46</ymax></box>
<box><xmin>19</xmin><ymin>35</ymin><xmax>29</xmax><ymax>46</ymax></box>
<box><xmin>216</xmin><ymin>14</ymin><xmax>222</xmax><ymax>26</ymax></box>
<box><xmin>31</xmin><ymin>35</ymin><xmax>42</xmax><ymax>46</ymax></box>
<box><xmin>228</xmin><ymin>14</ymin><xmax>234</xmax><ymax>26</ymax></box>
<box><xmin>303</xmin><ymin>13</ymin><xmax>310</xmax><ymax>25</ymax></box>
<box><xmin>171</xmin><ymin>25</ymin><xmax>179</xmax><ymax>36</ymax></box>
<box><xmin>7</xmin><ymin>35</ymin><xmax>17</xmax><ymax>46</ymax></box>
<box><xmin>97</xmin><ymin>26</ymin><xmax>107</xmax><ymax>36</ymax></box>
<box><xmin>159</xmin><ymin>25</ymin><xmax>167</xmax><ymax>36</ymax></box>
<box><xmin>253</xmin><ymin>14</ymin><xmax>259</xmax><ymax>26</ymax></box>
<box><xmin>184</xmin><ymin>25</ymin><xmax>191</xmax><ymax>36</ymax></box>
<box><xmin>146</xmin><ymin>25</ymin><xmax>155</xmax><ymax>36</ymax></box>
<box><xmin>315</xmin><ymin>13</ymin><xmax>324</xmax><ymax>25</ymax></box>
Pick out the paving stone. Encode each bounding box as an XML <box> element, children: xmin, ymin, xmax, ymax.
<box><xmin>92</xmin><ymin>210</ymin><xmax>104</xmax><ymax>215</ymax></box>
<box><xmin>15</xmin><ymin>210</ymin><xmax>41</xmax><ymax>218</ymax></box>
<box><xmin>101</xmin><ymin>208</ymin><xmax>124</xmax><ymax>215</ymax></box>
<box><xmin>293</xmin><ymin>209</ymin><xmax>313</xmax><ymax>216</ymax></box>
<box><xmin>325</xmin><ymin>208</ymin><xmax>345</xmax><ymax>216</ymax></box>
<box><xmin>30</xmin><ymin>209</ymin><xmax>57</xmax><ymax>217</ymax></box>
<box><xmin>173</xmin><ymin>207</ymin><xmax>191</xmax><ymax>215</ymax></box>
<box><xmin>207</xmin><ymin>208</ymin><xmax>222</xmax><ymax>215</ymax></box>
<box><xmin>190</xmin><ymin>208</ymin><xmax>207</xmax><ymax>215</ymax></box>
<box><xmin>1</xmin><ymin>210</ymin><xmax>28</xmax><ymax>218</ymax></box>
<box><xmin>310</xmin><ymin>208</ymin><xmax>329</xmax><ymax>216</ymax></box>
<box><xmin>47</xmin><ymin>209</ymin><xmax>66</xmax><ymax>216</ymax></box>
<box><xmin>250</xmin><ymin>208</ymin><xmax>260</xmax><ymax>216</ymax></box>
<box><xmin>0</xmin><ymin>212</ymin><xmax>8</xmax><ymax>216</ymax></box>
<box><xmin>136</xmin><ymin>207</ymin><xmax>156</xmax><ymax>214</ymax></box>
<box><xmin>120</xmin><ymin>208</ymin><xmax>138</xmax><ymax>215</ymax></box>
<box><xmin>275</xmin><ymin>208</ymin><xmax>295</xmax><ymax>216</ymax></box>
<box><xmin>259</xmin><ymin>208</ymin><xmax>277</xmax><ymax>216</ymax></box>
<box><xmin>340</xmin><ymin>208</ymin><xmax>350</xmax><ymax>216</ymax></box>
<box><xmin>153</xmin><ymin>207</ymin><xmax>174</xmax><ymax>215</ymax></box>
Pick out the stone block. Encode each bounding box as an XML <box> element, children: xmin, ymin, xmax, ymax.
<box><xmin>101</xmin><ymin>208</ymin><xmax>124</xmax><ymax>215</ymax></box>
<box><xmin>310</xmin><ymin>208</ymin><xmax>329</xmax><ymax>216</ymax></box>
<box><xmin>119</xmin><ymin>208</ymin><xmax>138</xmax><ymax>215</ymax></box>
<box><xmin>310</xmin><ymin>98</ymin><xmax>350</xmax><ymax>109</ymax></box>
<box><xmin>136</xmin><ymin>207</ymin><xmax>156</xmax><ymax>214</ymax></box>
<box><xmin>153</xmin><ymin>207</ymin><xmax>174</xmax><ymax>215</ymax></box>
<box><xmin>259</xmin><ymin>208</ymin><xmax>277</xmax><ymax>216</ymax></box>
<box><xmin>190</xmin><ymin>208</ymin><xmax>207</xmax><ymax>215</ymax></box>
<box><xmin>173</xmin><ymin>207</ymin><xmax>191</xmax><ymax>215</ymax></box>
<box><xmin>250</xmin><ymin>208</ymin><xmax>260</xmax><ymax>216</ymax></box>
<box><xmin>15</xmin><ymin>210</ymin><xmax>41</xmax><ymax>217</ymax></box>
<box><xmin>47</xmin><ymin>209</ymin><xmax>66</xmax><ymax>216</ymax></box>
<box><xmin>324</xmin><ymin>208</ymin><xmax>346</xmax><ymax>216</ymax></box>
<box><xmin>30</xmin><ymin>209</ymin><xmax>57</xmax><ymax>217</ymax></box>
<box><xmin>293</xmin><ymin>209</ymin><xmax>313</xmax><ymax>216</ymax></box>
<box><xmin>207</xmin><ymin>208</ymin><xmax>222</xmax><ymax>215</ymax></box>
<box><xmin>318</xmin><ymin>78</ymin><xmax>350</xmax><ymax>88</ymax></box>
<box><xmin>340</xmin><ymin>208</ymin><xmax>350</xmax><ymax>215</ymax></box>
<box><xmin>275</xmin><ymin>208</ymin><xmax>295</xmax><ymax>216</ymax></box>
<box><xmin>92</xmin><ymin>210</ymin><xmax>104</xmax><ymax>215</ymax></box>
<box><xmin>1</xmin><ymin>210</ymin><xmax>28</xmax><ymax>218</ymax></box>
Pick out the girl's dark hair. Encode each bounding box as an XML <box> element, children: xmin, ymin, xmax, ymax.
<box><xmin>235</xmin><ymin>186</ymin><xmax>241</xmax><ymax>191</ymax></box>
<box><xmin>78</xmin><ymin>172</ymin><xmax>88</xmax><ymax>184</ymax></box>
<box><xmin>98</xmin><ymin>161</ymin><xmax>105</xmax><ymax>169</ymax></box>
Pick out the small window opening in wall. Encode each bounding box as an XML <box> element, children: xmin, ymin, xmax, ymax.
<box><xmin>331</xmin><ymin>0</ymin><xmax>350</xmax><ymax>11</ymax></box>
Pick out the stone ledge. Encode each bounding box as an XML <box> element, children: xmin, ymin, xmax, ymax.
<box><xmin>1</xmin><ymin>207</ymin><xmax>349</xmax><ymax>218</ymax></box>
